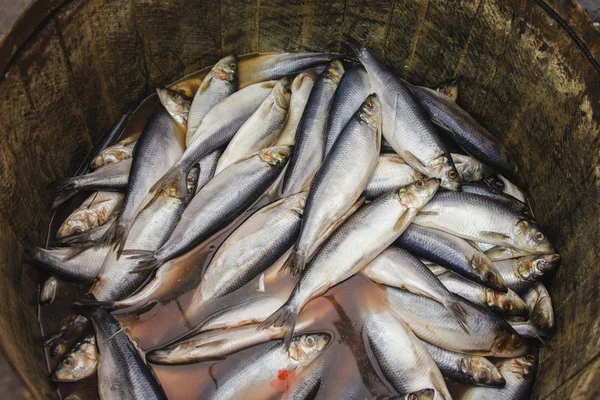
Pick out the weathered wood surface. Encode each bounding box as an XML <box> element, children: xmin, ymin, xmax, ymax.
<box><xmin>0</xmin><ymin>0</ymin><xmax>599</xmax><ymax>398</ymax></box>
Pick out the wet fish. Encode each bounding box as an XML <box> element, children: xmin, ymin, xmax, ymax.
<box><xmin>48</xmin><ymin>315</ymin><xmax>91</xmax><ymax>357</ymax></box>
<box><xmin>460</xmin><ymin>183</ymin><xmax>528</xmax><ymax>213</ymax></box>
<box><xmin>420</xmin><ymin>341</ymin><xmax>505</xmax><ymax>387</ymax></box>
<box><xmin>198</xmin><ymin>333</ymin><xmax>329</xmax><ymax>400</ymax></box>
<box><xmin>485</xmin><ymin>246</ymin><xmax>533</xmax><ymax>261</ymax></box>
<box><xmin>409</xmin><ymin>83</ymin><xmax>523</xmax><ymax>185</ymax></box>
<box><xmin>185</xmin><ymin>192</ymin><xmax>306</xmax><ymax>322</ymax></box>
<box><xmin>413</xmin><ymin>191</ymin><xmax>553</xmax><ymax>254</ymax></box>
<box><xmin>522</xmin><ymin>283</ymin><xmax>554</xmax><ymax>334</ymax></box>
<box><xmin>275</xmin><ymin>70</ymin><xmax>319</xmax><ymax>146</ymax></box>
<box><xmin>281</xmin><ymin>61</ymin><xmax>345</xmax><ymax>196</ymax></box>
<box><xmin>150</xmin><ymin>81</ymin><xmax>278</xmax><ymax>200</ymax></box>
<box><xmin>364</xmin><ymin>154</ymin><xmax>424</xmax><ymax>199</ymax></box>
<box><xmin>285</xmin><ymin>94</ymin><xmax>381</xmax><ymax>276</ymax></box>
<box><xmin>125</xmin><ymin>146</ymin><xmax>291</xmax><ymax>274</ymax></box>
<box><xmin>260</xmin><ymin>179</ymin><xmax>440</xmax><ymax>345</ymax></box>
<box><xmin>395</xmin><ymin>224</ymin><xmax>507</xmax><ymax>292</ymax></box>
<box><xmin>239</xmin><ymin>52</ymin><xmax>344</xmax><ymax>88</ymax></box>
<box><xmin>57</xmin><ymin>192</ymin><xmax>123</xmax><ymax>239</ymax></box>
<box><xmin>97</xmin><ymin>108</ymin><xmax>185</xmax><ymax>255</ymax></box>
<box><xmin>363</xmin><ymin>308</ymin><xmax>451</xmax><ymax>400</ymax></box>
<box><xmin>89</xmin><ymin>307</ymin><xmax>167</xmax><ymax>399</ymax></box>
<box><xmin>24</xmin><ymin>245</ymin><xmax>109</xmax><ymax>284</ymax></box>
<box><xmin>345</xmin><ymin>38</ymin><xmax>460</xmax><ymax>191</ymax></box>
<box><xmin>435</xmin><ymin>268</ymin><xmax>528</xmax><ymax>316</ymax></box>
<box><xmin>51</xmin><ymin>333</ymin><xmax>98</xmax><ymax>382</ymax></box>
<box><xmin>156</xmin><ymin>87</ymin><xmax>190</xmax><ymax>130</ymax></box>
<box><xmin>461</xmin><ymin>355</ymin><xmax>538</xmax><ymax>399</ymax></box>
<box><xmin>40</xmin><ymin>276</ymin><xmax>58</xmax><ymax>305</ymax></box>
<box><xmin>451</xmin><ymin>153</ymin><xmax>494</xmax><ymax>183</ymax></box>
<box><xmin>324</xmin><ymin>65</ymin><xmax>370</xmax><ymax>156</ymax></box>
<box><xmin>193</xmin><ymin>148</ymin><xmax>225</xmax><ymax>195</ymax></box>
<box><xmin>52</xmin><ymin>159</ymin><xmax>131</xmax><ymax>208</ymax></box>
<box><xmin>494</xmin><ymin>254</ymin><xmax>560</xmax><ymax>294</ymax></box>
<box><xmin>90</xmin><ymin>141</ymin><xmax>136</xmax><ymax>170</ymax></box>
<box><xmin>384</xmin><ymin>286</ymin><xmax>527</xmax><ymax>357</ymax></box>
<box><xmin>362</xmin><ymin>247</ymin><xmax>470</xmax><ymax>330</ymax></box>
<box><xmin>186</xmin><ymin>55</ymin><xmax>238</xmax><ymax>145</ymax></box>
<box><xmin>509</xmin><ymin>321</ymin><xmax>547</xmax><ymax>340</ymax></box>
<box><xmin>216</xmin><ymin>77</ymin><xmax>291</xmax><ymax>173</ymax></box>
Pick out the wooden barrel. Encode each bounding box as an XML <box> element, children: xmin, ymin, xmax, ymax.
<box><xmin>0</xmin><ymin>0</ymin><xmax>598</xmax><ymax>398</ymax></box>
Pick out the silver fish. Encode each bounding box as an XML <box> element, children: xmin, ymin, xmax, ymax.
<box><xmin>494</xmin><ymin>254</ymin><xmax>560</xmax><ymax>294</ymax></box>
<box><xmin>260</xmin><ymin>179</ymin><xmax>439</xmax><ymax>345</ymax></box>
<box><xmin>98</xmin><ymin>108</ymin><xmax>185</xmax><ymax>256</ymax></box>
<box><xmin>461</xmin><ymin>355</ymin><xmax>538</xmax><ymax>399</ymax></box>
<box><xmin>185</xmin><ymin>192</ymin><xmax>306</xmax><ymax>323</ymax></box>
<box><xmin>186</xmin><ymin>55</ymin><xmax>238</xmax><ymax>145</ymax></box>
<box><xmin>363</xmin><ymin>247</ymin><xmax>470</xmax><ymax>330</ymax></box>
<box><xmin>150</xmin><ymin>81</ymin><xmax>278</xmax><ymax>200</ymax></box>
<box><xmin>275</xmin><ymin>70</ymin><xmax>319</xmax><ymax>146</ymax></box>
<box><xmin>40</xmin><ymin>276</ymin><xmax>59</xmax><ymax>305</ymax></box>
<box><xmin>451</xmin><ymin>153</ymin><xmax>494</xmax><ymax>183</ymax></box>
<box><xmin>216</xmin><ymin>77</ymin><xmax>291</xmax><ymax>173</ymax></box>
<box><xmin>485</xmin><ymin>245</ymin><xmax>533</xmax><ymax>261</ymax></box>
<box><xmin>324</xmin><ymin>65</ymin><xmax>370</xmax><ymax>156</ymax></box>
<box><xmin>193</xmin><ymin>148</ymin><xmax>224</xmax><ymax>195</ymax></box>
<box><xmin>523</xmin><ymin>283</ymin><xmax>554</xmax><ymax>334</ymax></box>
<box><xmin>363</xmin><ymin>308</ymin><xmax>451</xmax><ymax>400</ymax></box>
<box><xmin>24</xmin><ymin>245</ymin><xmax>109</xmax><ymax>284</ymax></box>
<box><xmin>363</xmin><ymin>154</ymin><xmax>424</xmax><ymax>199</ymax></box>
<box><xmin>57</xmin><ymin>192</ymin><xmax>123</xmax><ymax>239</ymax></box>
<box><xmin>52</xmin><ymin>158</ymin><xmax>131</xmax><ymax>208</ymax></box>
<box><xmin>461</xmin><ymin>183</ymin><xmax>528</xmax><ymax>214</ymax></box>
<box><xmin>90</xmin><ymin>307</ymin><xmax>167</xmax><ymax>399</ymax></box>
<box><xmin>90</xmin><ymin>141</ymin><xmax>136</xmax><ymax>170</ymax></box>
<box><xmin>436</xmin><ymin>268</ymin><xmax>528</xmax><ymax>316</ymax></box>
<box><xmin>414</xmin><ymin>191</ymin><xmax>553</xmax><ymax>254</ymax></box>
<box><xmin>395</xmin><ymin>224</ymin><xmax>507</xmax><ymax>292</ymax></box>
<box><xmin>125</xmin><ymin>146</ymin><xmax>291</xmax><ymax>274</ymax></box>
<box><xmin>384</xmin><ymin>286</ymin><xmax>527</xmax><ymax>357</ymax></box>
<box><xmin>281</xmin><ymin>61</ymin><xmax>345</xmax><ymax>196</ymax></box>
<box><xmin>47</xmin><ymin>315</ymin><xmax>90</xmax><ymax>357</ymax></box>
<box><xmin>51</xmin><ymin>333</ymin><xmax>98</xmax><ymax>382</ymax></box>
<box><xmin>285</xmin><ymin>94</ymin><xmax>381</xmax><ymax>276</ymax></box>
<box><xmin>198</xmin><ymin>333</ymin><xmax>329</xmax><ymax>400</ymax></box>
<box><xmin>345</xmin><ymin>39</ymin><xmax>460</xmax><ymax>191</ymax></box>
<box><xmin>509</xmin><ymin>320</ymin><xmax>547</xmax><ymax>340</ymax></box>
<box><xmin>420</xmin><ymin>341</ymin><xmax>505</xmax><ymax>387</ymax></box>
<box><xmin>156</xmin><ymin>87</ymin><xmax>190</xmax><ymax>130</ymax></box>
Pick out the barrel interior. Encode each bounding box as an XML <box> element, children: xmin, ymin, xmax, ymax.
<box><xmin>0</xmin><ymin>0</ymin><xmax>599</xmax><ymax>398</ymax></box>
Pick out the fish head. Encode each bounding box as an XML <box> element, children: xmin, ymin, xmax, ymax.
<box><xmin>463</xmin><ymin>356</ymin><xmax>506</xmax><ymax>387</ymax></box>
<box><xmin>186</xmin><ymin>165</ymin><xmax>201</xmax><ymax>196</ymax></box>
<box><xmin>454</xmin><ymin>157</ymin><xmax>494</xmax><ymax>183</ymax></box>
<box><xmin>288</xmin><ymin>333</ymin><xmax>330</xmax><ymax>363</ymax></box>
<box><xmin>491</xmin><ymin>328</ymin><xmax>528</xmax><ymax>357</ymax></box>
<box><xmin>324</xmin><ymin>60</ymin><xmax>345</xmax><ymax>85</ymax></box>
<box><xmin>405</xmin><ymin>388</ymin><xmax>435</xmax><ymax>400</ymax></box>
<box><xmin>470</xmin><ymin>256</ymin><xmax>507</xmax><ymax>292</ymax></box>
<box><xmin>530</xmin><ymin>290</ymin><xmax>554</xmax><ymax>332</ymax></box>
<box><xmin>51</xmin><ymin>342</ymin><xmax>97</xmax><ymax>382</ymax></box>
<box><xmin>439</xmin><ymin>163</ymin><xmax>462</xmax><ymax>191</ymax></box>
<box><xmin>259</xmin><ymin>145</ymin><xmax>292</xmax><ymax>168</ymax></box>
<box><xmin>57</xmin><ymin>217</ymin><xmax>91</xmax><ymax>239</ymax></box>
<box><xmin>283</xmin><ymin>191</ymin><xmax>308</xmax><ymax>215</ymax></box>
<box><xmin>516</xmin><ymin>254</ymin><xmax>560</xmax><ymax>280</ymax></box>
<box><xmin>156</xmin><ymin>88</ymin><xmax>189</xmax><ymax>113</ymax></box>
<box><xmin>513</xmin><ymin>219</ymin><xmax>554</xmax><ymax>254</ymax></box>
<box><xmin>213</xmin><ymin>54</ymin><xmax>238</xmax><ymax>83</ymax></box>
<box><xmin>485</xmin><ymin>176</ymin><xmax>505</xmax><ymax>192</ymax></box>
<box><xmin>273</xmin><ymin>77</ymin><xmax>292</xmax><ymax>110</ymax></box>
<box><xmin>398</xmin><ymin>178</ymin><xmax>440</xmax><ymax>210</ymax></box>
<box><xmin>357</xmin><ymin>94</ymin><xmax>382</xmax><ymax>128</ymax></box>
<box><xmin>436</xmin><ymin>79</ymin><xmax>459</xmax><ymax>102</ymax></box>
<box><xmin>485</xmin><ymin>288</ymin><xmax>528</xmax><ymax>316</ymax></box>
<box><xmin>292</xmin><ymin>70</ymin><xmax>319</xmax><ymax>92</ymax></box>
<box><xmin>502</xmin><ymin>354</ymin><xmax>537</xmax><ymax>378</ymax></box>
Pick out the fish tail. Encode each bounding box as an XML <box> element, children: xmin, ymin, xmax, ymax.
<box><xmin>278</xmin><ymin>249</ymin><xmax>306</xmax><ymax>279</ymax></box>
<box><xmin>57</xmin><ymin>230</ymin><xmax>98</xmax><ymax>248</ymax></box>
<box><xmin>150</xmin><ymin>165</ymin><xmax>187</xmax><ymax>199</ymax></box>
<box><xmin>114</xmin><ymin>223</ymin><xmax>133</xmax><ymax>258</ymax></box>
<box><xmin>94</xmin><ymin>221</ymin><xmax>119</xmax><ymax>250</ymax></box>
<box><xmin>52</xmin><ymin>177</ymin><xmax>78</xmax><ymax>208</ymax></box>
<box><xmin>443</xmin><ymin>296</ymin><xmax>471</xmax><ymax>334</ymax></box>
<box><xmin>122</xmin><ymin>249</ymin><xmax>161</xmax><ymax>273</ymax></box>
<box><xmin>258</xmin><ymin>302</ymin><xmax>299</xmax><ymax>348</ymax></box>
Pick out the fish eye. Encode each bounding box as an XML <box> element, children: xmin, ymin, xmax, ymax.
<box><xmin>514</xmin><ymin>338</ymin><xmax>522</xmax><ymax>348</ymax></box>
<box><xmin>526</xmin><ymin>354</ymin><xmax>536</xmax><ymax>362</ymax></box>
<box><xmin>503</xmin><ymin>302</ymin><xmax>513</xmax><ymax>310</ymax></box>
<box><xmin>228</xmin><ymin>63</ymin><xmax>237</xmax><ymax>69</ymax></box>
<box><xmin>415</xmin><ymin>180</ymin><xmax>425</xmax><ymax>188</ymax></box>
<box><xmin>477</xmin><ymin>371</ymin><xmax>489</xmax><ymax>381</ymax></box>
<box><xmin>534</xmin><ymin>232</ymin><xmax>545</xmax><ymax>241</ymax></box>
<box><xmin>304</xmin><ymin>336</ymin><xmax>316</xmax><ymax>346</ymax></box>
<box><xmin>364</xmin><ymin>100</ymin><xmax>373</xmax><ymax>110</ymax></box>
<box><xmin>63</xmin><ymin>358</ymin><xmax>73</xmax><ymax>367</ymax></box>
<box><xmin>447</xmin><ymin>170</ymin><xmax>458</xmax><ymax>180</ymax></box>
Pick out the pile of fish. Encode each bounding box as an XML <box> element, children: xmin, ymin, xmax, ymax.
<box><xmin>27</xmin><ymin>38</ymin><xmax>560</xmax><ymax>400</ymax></box>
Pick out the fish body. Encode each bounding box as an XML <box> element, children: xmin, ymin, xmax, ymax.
<box><xmin>345</xmin><ymin>39</ymin><xmax>460</xmax><ymax>191</ymax></box>
<box><xmin>51</xmin><ymin>333</ymin><xmax>98</xmax><ymax>382</ymax></box>
<box><xmin>57</xmin><ymin>192</ymin><xmax>123</xmax><ymax>239</ymax></box>
<box><xmin>286</xmin><ymin>94</ymin><xmax>381</xmax><ymax>275</ymax></box>
<box><xmin>90</xmin><ymin>141</ymin><xmax>135</xmax><ymax>170</ymax></box>
<box><xmin>485</xmin><ymin>246</ymin><xmax>533</xmax><ymax>261</ymax></box>
<box><xmin>324</xmin><ymin>65</ymin><xmax>370</xmax><ymax>156</ymax></box>
<box><xmin>193</xmin><ymin>148</ymin><xmax>224</xmax><ymax>194</ymax></box>
<box><xmin>156</xmin><ymin>87</ymin><xmax>190</xmax><ymax>130</ymax></box>
<box><xmin>364</xmin><ymin>155</ymin><xmax>424</xmax><ymax>199</ymax></box>
<box><xmin>90</xmin><ymin>307</ymin><xmax>167</xmax><ymax>400</ymax></box>
<box><xmin>460</xmin><ymin>183</ymin><xmax>528</xmax><ymax>213</ymax></box>
<box><xmin>281</xmin><ymin>61</ymin><xmax>345</xmax><ymax>196</ymax></box>
<box><xmin>494</xmin><ymin>254</ymin><xmax>560</xmax><ymax>294</ymax></box>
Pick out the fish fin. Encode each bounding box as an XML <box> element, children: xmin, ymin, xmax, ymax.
<box><xmin>442</xmin><ymin>296</ymin><xmax>471</xmax><ymax>334</ymax></box>
<box><xmin>58</xmin><ymin>230</ymin><xmax>99</xmax><ymax>248</ymax></box>
<box><xmin>279</xmin><ymin>249</ymin><xmax>306</xmax><ymax>279</ymax></box>
<box><xmin>393</xmin><ymin>210</ymin><xmax>416</xmax><ymax>233</ymax></box>
<box><xmin>149</xmin><ymin>165</ymin><xmax>188</xmax><ymax>200</ymax></box>
<box><xmin>93</xmin><ymin>222</ymin><xmax>119</xmax><ymax>250</ymax></box>
<box><xmin>480</xmin><ymin>231</ymin><xmax>510</xmax><ymax>242</ymax></box>
<box><xmin>52</xmin><ymin>177</ymin><xmax>78</xmax><ymax>209</ymax></box>
<box><xmin>122</xmin><ymin>250</ymin><xmax>161</xmax><ymax>273</ymax></box>
<box><xmin>258</xmin><ymin>303</ymin><xmax>299</xmax><ymax>349</ymax></box>
<box><xmin>417</xmin><ymin>211</ymin><xmax>439</xmax><ymax>216</ymax></box>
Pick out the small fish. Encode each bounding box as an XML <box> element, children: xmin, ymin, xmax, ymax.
<box><xmin>52</xmin><ymin>159</ymin><xmax>131</xmax><ymax>208</ymax></box>
<box><xmin>494</xmin><ymin>254</ymin><xmax>560</xmax><ymax>294</ymax></box>
<box><xmin>281</xmin><ymin>60</ymin><xmax>345</xmax><ymax>196</ymax></box>
<box><xmin>156</xmin><ymin>87</ymin><xmax>191</xmax><ymax>130</ymax></box>
<box><xmin>51</xmin><ymin>333</ymin><xmax>98</xmax><ymax>382</ymax></box>
<box><xmin>216</xmin><ymin>77</ymin><xmax>291</xmax><ymax>172</ymax></box>
<box><xmin>260</xmin><ymin>179</ymin><xmax>439</xmax><ymax>346</ymax></box>
<box><xmin>90</xmin><ymin>141</ymin><xmax>136</xmax><ymax>170</ymax></box>
<box><xmin>461</xmin><ymin>355</ymin><xmax>538</xmax><ymax>399</ymax></box>
<box><xmin>89</xmin><ymin>307</ymin><xmax>167</xmax><ymax>399</ymax></box>
<box><xmin>24</xmin><ymin>245</ymin><xmax>109</xmax><ymax>284</ymax></box>
<box><xmin>40</xmin><ymin>276</ymin><xmax>59</xmax><ymax>305</ymax></box>
<box><xmin>56</xmin><ymin>192</ymin><xmax>123</xmax><ymax>239</ymax></box>
<box><xmin>451</xmin><ymin>153</ymin><xmax>494</xmax><ymax>183</ymax></box>
<box><xmin>197</xmin><ymin>333</ymin><xmax>329</xmax><ymax>400</ymax></box>
<box><xmin>47</xmin><ymin>315</ymin><xmax>90</xmax><ymax>357</ymax></box>
<box><xmin>363</xmin><ymin>155</ymin><xmax>424</xmax><ymax>199</ymax></box>
<box><xmin>275</xmin><ymin>70</ymin><xmax>319</xmax><ymax>146</ymax></box>
<box><xmin>522</xmin><ymin>282</ymin><xmax>555</xmax><ymax>334</ymax></box>
<box><xmin>186</xmin><ymin>55</ymin><xmax>238</xmax><ymax>145</ymax></box>
<box><xmin>421</xmin><ymin>341</ymin><xmax>505</xmax><ymax>387</ymax></box>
